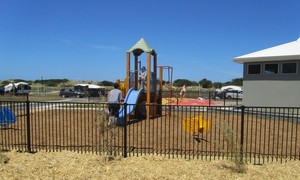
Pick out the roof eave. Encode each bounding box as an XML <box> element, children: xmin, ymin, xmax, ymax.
<box><xmin>233</xmin><ymin>55</ymin><xmax>300</xmax><ymax>64</ymax></box>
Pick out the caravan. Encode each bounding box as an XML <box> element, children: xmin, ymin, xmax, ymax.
<box><xmin>74</xmin><ymin>84</ymin><xmax>106</xmax><ymax>97</ymax></box>
<box><xmin>4</xmin><ymin>82</ymin><xmax>31</xmax><ymax>95</ymax></box>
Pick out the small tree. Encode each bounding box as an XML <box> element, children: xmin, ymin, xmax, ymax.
<box><xmin>220</xmin><ymin>121</ymin><xmax>247</xmax><ymax>173</ymax></box>
<box><xmin>95</xmin><ymin>103</ymin><xmax>118</xmax><ymax>162</ymax></box>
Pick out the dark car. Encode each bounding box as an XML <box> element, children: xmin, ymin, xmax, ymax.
<box><xmin>59</xmin><ymin>88</ymin><xmax>84</xmax><ymax>98</ymax></box>
<box><xmin>212</xmin><ymin>91</ymin><xmax>225</xmax><ymax>99</ymax></box>
<box><xmin>0</xmin><ymin>86</ymin><xmax>4</xmax><ymax>95</ymax></box>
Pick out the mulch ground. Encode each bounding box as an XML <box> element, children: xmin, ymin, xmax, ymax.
<box><xmin>0</xmin><ymin>150</ymin><xmax>299</xmax><ymax>179</ymax></box>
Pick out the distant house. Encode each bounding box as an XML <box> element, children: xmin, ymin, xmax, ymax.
<box><xmin>233</xmin><ymin>38</ymin><xmax>300</xmax><ymax>107</ymax></box>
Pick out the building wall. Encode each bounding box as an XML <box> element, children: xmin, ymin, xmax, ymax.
<box><xmin>241</xmin><ymin>60</ymin><xmax>300</xmax><ymax>107</ymax></box>
<box><xmin>243</xmin><ymin>60</ymin><xmax>300</xmax><ymax>80</ymax></box>
<box><xmin>243</xmin><ymin>80</ymin><xmax>300</xmax><ymax>107</ymax></box>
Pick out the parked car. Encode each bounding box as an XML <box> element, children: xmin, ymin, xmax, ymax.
<box><xmin>0</xmin><ymin>86</ymin><xmax>4</xmax><ymax>95</ymax></box>
<box><xmin>225</xmin><ymin>90</ymin><xmax>243</xmax><ymax>99</ymax></box>
<box><xmin>59</xmin><ymin>88</ymin><xmax>84</xmax><ymax>98</ymax></box>
<box><xmin>212</xmin><ymin>91</ymin><xmax>225</xmax><ymax>99</ymax></box>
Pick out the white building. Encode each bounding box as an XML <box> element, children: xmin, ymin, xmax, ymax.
<box><xmin>233</xmin><ymin>38</ymin><xmax>300</xmax><ymax>107</ymax></box>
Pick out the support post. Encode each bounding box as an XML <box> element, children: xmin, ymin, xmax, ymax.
<box><xmin>134</xmin><ymin>55</ymin><xmax>139</xmax><ymax>90</ymax></box>
<box><xmin>123</xmin><ymin>103</ymin><xmax>127</xmax><ymax>158</ymax></box>
<box><xmin>126</xmin><ymin>52</ymin><xmax>131</xmax><ymax>93</ymax></box>
<box><xmin>240</xmin><ymin>105</ymin><xmax>245</xmax><ymax>164</ymax></box>
<box><xmin>146</xmin><ymin>52</ymin><xmax>151</xmax><ymax>120</ymax></box>
<box><xmin>159</xmin><ymin>66</ymin><xmax>163</xmax><ymax>116</ymax></box>
<box><xmin>208</xmin><ymin>91</ymin><xmax>211</xmax><ymax>106</ymax></box>
<box><xmin>26</xmin><ymin>94</ymin><xmax>31</xmax><ymax>153</ymax></box>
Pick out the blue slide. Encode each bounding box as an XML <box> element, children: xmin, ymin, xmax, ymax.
<box><xmin>117</xmin><ymin>88</ymin><xmax>143</xmax><ymax>126</ymax></box>
<box><xmin>0</xmin><ymin>107</ymin><xmax>16</xmax><ymax>126</ymax></box>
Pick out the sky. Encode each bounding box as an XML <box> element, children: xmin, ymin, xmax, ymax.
<box><xmin>1</xmin><ymin>0</ymin><xmax>300</xmax><ymax>83</ymax></box>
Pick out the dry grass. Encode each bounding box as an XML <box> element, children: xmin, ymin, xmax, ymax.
<box><xmin>0</xmin><ymin>150</ymin><xmax>299</xmax><ymax>179</ymax></box>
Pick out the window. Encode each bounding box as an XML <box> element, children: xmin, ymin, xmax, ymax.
<box><xmin>282</xmin><ymin>62</ymin><xmax>297</xmax><ymax>74</ymax></box>
<box><xmin>248</xmin><ymin>64</ymin><xmax>261</xmax><ymax>74</ymax></box>
<box><xmin>264</xmin><ymin>63</ymin><xmax>278</xmax><ymax>74</ymax></box>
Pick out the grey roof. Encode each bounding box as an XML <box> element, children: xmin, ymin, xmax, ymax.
<box><xmin>127</xmin><ymin>38</ymin><xmax>156</xmax><ymax>56</ymax></box>
<box><xmin>234</xmin><ymin>37</ymin><xmax>300</xmax><ymax>64</ymax></box>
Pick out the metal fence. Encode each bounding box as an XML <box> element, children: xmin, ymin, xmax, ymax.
<box><xmin>0</xmin><ymin>100</ymin><xmax>299</xmax><ymax>164</ymax></box>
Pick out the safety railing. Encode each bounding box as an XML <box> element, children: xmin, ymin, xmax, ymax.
<box><xmin>0</xmin><ymin>100</ymin><xmax>299</xmax><ymax>164</ymax></box>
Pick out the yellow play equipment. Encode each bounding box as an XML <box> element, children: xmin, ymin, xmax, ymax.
<box><xmin>182</xmin><ymin>115</ymin><xmax>210</xmax><ymax>135</ymax></box>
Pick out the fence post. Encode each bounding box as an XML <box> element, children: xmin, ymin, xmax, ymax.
<box><xmin>123</xmin><ymin>103</ymin><xmax>127</xmax><ymax>158</ymax></box>
<box><xmin>240</xmin><ymin>105</ymin><xmax>245</xmax><ymax>163</ymax></box>
<box><xmin>236</xmin><ymin>91</ymin><xmax>238</xmax><ymax>105</ymax></box>
<box><xmin>223</xmin><ymin>93</ymin><xmax>226</xmax><ymax>106</ymax></box>
<box><xmin>26</xmin><ymin>94</ymin><xmax>31</xmax><ymax>153</ymax></box>
<box><xmin>208</xmin><ymin>91</ymin><xmax>211</xmax><ymax>106</ymax></box>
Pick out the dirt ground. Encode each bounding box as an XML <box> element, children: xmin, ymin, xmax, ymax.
<box><xmin>0</xmin><ymin>150</ymin><xmax>299</xmax><ymax>179</ymax></box>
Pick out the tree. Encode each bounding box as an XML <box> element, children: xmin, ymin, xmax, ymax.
<box><xmin>2</xmin><ymin>79</ymin><xmax>33</xmax><ymax>85</ymax></box>
<box><xmin>173</xmin><ymin>79</ymin><xmax>194</xmax><ymax>87</ymax></box>
<box><xmin>231</xmin><ymin>78</ymin><xmax>243</xmax><ymax>86</ymax></box>
<box><xmin>199</xmin><ymin>78</ymin><xmax>212</xmax><ymax>88</ymax></box>
<box><xmin>34</xmin><ymin>79</ymin><xmax>69</xmax><ymax>87</ymax></box>
<box><xmin>212</xmin><ymin>82</ymin><xmax>223</xmax><ymax>89</ymax></box>
<box><xmin>101</xmin><ymin>81</ymin><xmax>114</xmax><ymax>86</ymax></box>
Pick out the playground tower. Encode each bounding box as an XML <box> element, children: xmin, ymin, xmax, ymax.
<box><xmin>125</xmin><ymin>38</ymin><xmax>161</xmax><ymax>120</ymax></box>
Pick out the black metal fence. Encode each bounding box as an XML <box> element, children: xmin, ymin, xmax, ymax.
<box><xmin>0</xmin><ymin>100</ymin><xmax>299</xmax><ymax>164</ymax></box>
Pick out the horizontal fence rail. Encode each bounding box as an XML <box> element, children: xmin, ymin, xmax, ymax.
<box><xmin>0</xmin><ymin>100</ymin><xmax>299</xmax><ymax>164</ymax></box>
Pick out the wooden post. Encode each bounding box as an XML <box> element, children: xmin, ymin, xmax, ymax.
<box><xmin>146</xmin><ymin>52</ymin><xmax>151</xmax><ymax>120</ymax></box>
<box><xmin>153</xmin><ymin>53</ymin><xmax>157</xmax><ymax>101</ymax></box>
<box><xmin>159</xmin><ymin>66</ymin><xmax>163</xmax><ymax>94</ymax></box>
<box><xmin>159</xmin><ymin>66</ymin><xmax>163</xmax><ymax>116</ymax></box>
<box><xmin>126</xmin><ymin>52</ymin><xmax>130</xmax><ymax>94</ymax></box>
<box><xmin>154</xmin><ymin>53</ymin><xmax>157</xmax><ymax>75</ymax></box>
<box><xmin>134</xmin><ymin>55</ymin><xmax>139</xmax><ymax>90</ymax></box>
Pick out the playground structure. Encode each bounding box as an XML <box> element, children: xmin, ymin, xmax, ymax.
<box><xmin>116</xmin><ymin>38</ymin><xmax>213</xmax><ymax>128</ymax></box>
<box><xmin>117</xmin><ymin>38</ymin><xmax>173</xmax><ymax>125</ymax></box>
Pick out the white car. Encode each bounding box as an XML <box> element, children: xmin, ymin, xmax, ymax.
<box><xmin>225</xmin><ymin>90</ymin><xmax>243</xmax><ymax>99</ymax></box>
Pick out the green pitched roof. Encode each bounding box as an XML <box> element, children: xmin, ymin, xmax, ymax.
<box><xmin>127</xmin><ymin>38</ymin><xmax>156</xmax><ymax>56</ymax></box>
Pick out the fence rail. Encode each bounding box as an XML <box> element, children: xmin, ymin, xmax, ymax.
<box><xmin>0</xmin><ymin>100</ymin><xmax>299</xmax><ymax>164</ymax></box>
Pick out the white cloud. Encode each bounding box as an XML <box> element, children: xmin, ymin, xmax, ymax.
<box><xmin>54</xmin><ymin>38</ymin><xmax>120</xmax><ymax>51</ymax></box>
<box><xmin>86</xmin><ymin>44</ymin><xmax>120</xmax><ymax>51</ymax></box>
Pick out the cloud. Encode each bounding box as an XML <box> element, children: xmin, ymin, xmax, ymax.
<box><xmin>86</xmin><ymin>44</ymin><xmax>120</xmax><ymax>51</ymax></box>
<box><xmin>206</xmin><ymin>67</ymin><xmax>242</xmax><ymax>77</ymax></box>
<box><xmin>53</xmin><ymin>38</ymin><xmax>120</xmax><ymax>51</ymax></box>
<box><xmin>53</xmin><ymin>38</ymin><xmax>75</xmax><ymax>45</ymax></box>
